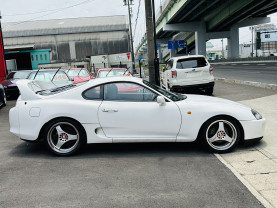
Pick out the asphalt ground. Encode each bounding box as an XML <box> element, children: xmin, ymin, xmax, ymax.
<box><xmin>212</xmin><ymin>62</ymin><xmax>277</xmax><ymax>85</ymax></box>
<box><xmin>1</xmin><ymin>81</ymin><xmax>276</xmax><ymax>208</ymax></box>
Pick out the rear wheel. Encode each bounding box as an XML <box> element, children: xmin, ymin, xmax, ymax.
<box><xmin>200</xmin><ymin>116</ymin><xmax>241</xmax><ymax>153</ymax></box>
<box><xmin>205</xmin><ymin>87</ymin><xmax>214</xmax><ymax>95</ymax></box>
<box><xmin>44</xmin><ymin>118</ymin><xmax>86</xmax><ymax>156</ymax></box>
<box><xmin>0</xmin><ymin>91</ymin><xmax>6</xmax><ymax>108</ymax></box>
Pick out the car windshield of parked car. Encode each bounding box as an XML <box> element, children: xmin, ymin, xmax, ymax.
<box><xmin>28</xmin><ymin>71</ymin><xmax>70</xmax><ymax>82</ymax></box>
<box><xmin>8</xmin><ymin>71</ymin><xmax>31</xmax><ymax>79</ymax></box>
<box><xmin>143</xmin><ymin>80</ymin><xmax>186</xmax><ymax>101</ymax></box>
<box><xmin>98</xmin><ymin>69</ymin><xmax>130</xmax><ymax>78</ymax></box>
<box><xmin>176</xmin><ymin>58</ymin><xmax>207</xmax><ymax>69</ymax></box>
<box><xmin>66</xmin><ymin>69</ymin><xmax>89</xmax><ymax>77</ymax></box>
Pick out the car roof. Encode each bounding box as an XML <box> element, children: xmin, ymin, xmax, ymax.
<box><xmin>170</xmin><ymin>55</ymin><xmax>206</xmax><ymax>60</ymax></box>
<box><xmin>97</xmin><ymin>68</ymin><xmax>127</xmax><ymax>71</ymax></box>
<box><xmin>86</xmin><ymin>76</ymin><xmax>143</xmax><ymax>86</ymax></box>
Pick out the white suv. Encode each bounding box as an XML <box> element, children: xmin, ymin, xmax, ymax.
<box><xmin>161</xmin><ymin>55</ymin><xmax>214</xmax><ymax>95</ymax></box>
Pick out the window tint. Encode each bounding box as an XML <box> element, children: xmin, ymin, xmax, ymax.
<box><xmin>176</xmin><ymin>58</ymin><xmax>207</xmax><ymax>69</ymax></box>
<box><xmin>104</xmin><ymin>82</ymin><xmax>158</xmax><ymax>102</ymax></box>
<box><xmin>83</xmin><ymin>86</ymin><xmax>101</xmax><ymax>100</ymax></box>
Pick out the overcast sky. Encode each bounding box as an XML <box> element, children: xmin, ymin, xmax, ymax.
<box><xmin>1</xmin><ymin>0</ymin><xmax>276</xmax><ymax>49</ymax></box>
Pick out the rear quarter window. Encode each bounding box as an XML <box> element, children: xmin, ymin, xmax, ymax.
<box><xmin>176</xmin><ymin>58</ymin><xmax>208</xmax><ymax>69</ymax></box>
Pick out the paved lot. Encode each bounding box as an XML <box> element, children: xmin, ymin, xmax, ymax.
<box><xmin>212</xmin><ymin>62</ymin><xmax>277</xmax><ymax>85</ymax></box>
<box><xmin>1</xmin><ymin>81</ymin><xmax>276</xmax><ymax>208</ymax></box>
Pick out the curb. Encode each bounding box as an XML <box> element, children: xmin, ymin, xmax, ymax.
<box><xmin>215</xmin><ymin>154</ymin><xmax>274</xmax><ymax>208</ymax></box>
<box><xmin>215</xmin><ymin>77</ymin><xmax>277</xmax><ymax>90</ymax></box>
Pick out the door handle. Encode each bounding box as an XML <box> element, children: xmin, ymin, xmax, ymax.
<box><xmin>102</xmin><ymin>109</ymin><xmax>118</xmax><ymax>112</ymax></box>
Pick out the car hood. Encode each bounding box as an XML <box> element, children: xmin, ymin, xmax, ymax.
<box><xmin>1</xmin><ymin>79</ymin><xmax>18</xmax><ymax>87</ymax></box>
<box><xmin>184</xmin><ymin>94</ymin><xmax>250</xmax><ymax>110</ymax></box>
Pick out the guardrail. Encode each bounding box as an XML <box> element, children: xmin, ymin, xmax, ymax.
<box><xmin>210</xmin><ymin>56</ymin><xmax>277</xmax><ymax>63</ymax></box>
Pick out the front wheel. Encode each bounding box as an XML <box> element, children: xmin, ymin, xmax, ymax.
<box><xmin>200</xmin><ymin>116</ymin><xmax>241</xmax><ymax>153</ymax></box>
<box><xmin>44</xmin><ymin>118</ymin><xmax>86</xmax><ymax>156</ymax></box>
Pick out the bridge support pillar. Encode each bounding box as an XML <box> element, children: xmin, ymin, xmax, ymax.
<box><xmin>227</xmin><ymin>26</ymin><xmax>239</xmax><ymax>58</ymax></box>
<box><xmin>195</xmin><ymin>22</ymin><xmax>206</xmax><ymax>56</ymax></box>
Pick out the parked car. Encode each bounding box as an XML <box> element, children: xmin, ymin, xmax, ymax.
<box><xmin>161</xmin><ymin>55</ymin><xmax>214</xmax><ymax>95</ymax></box>
<box><xmin>63</xmin><ymin>68</ymin><xmax>91</xmax><ymax>83</ymax></box>
<box><xmin>10</xmin><ymin>76</ymin><xmax>265</xmax><ymax>156</ymax></box>
<box><xmin>0</xmin><ymin>70</ymin><xmax>33</xmax><ymax>98</ymax></box>
<box><xmin>93</xmin><ymin>68</ymin><xmax>132</xmax><ymax>78</ymax></box>
<box><xmin>0</xmin><ymin>84</ymin><xmax>7</xmax><ymax>109</ymax></box>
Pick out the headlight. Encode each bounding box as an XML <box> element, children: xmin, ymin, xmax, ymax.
<box><xmin>251</xmin><ymin>109</ymin><xmax>263</xmax><ymax>120</ymax></box>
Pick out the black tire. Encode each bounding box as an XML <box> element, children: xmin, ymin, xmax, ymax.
<box><xmin>0</xmin><ymin>90</ymin><xmax>6</xmax><ymax>109</ymax></box>
<box><xmin>205</xmin><ymin>87</ymin><xmax>214</xmax><ymax>95</ymax></box>
<box><xmin>199</xmin><ymin>116</ymin><xmax>241</xmax><ymax>153</ymax></box>
<box><xmin>43</xmin><ymin>118</ymin><xmax>86</xmax><ymax>156</ymax></box>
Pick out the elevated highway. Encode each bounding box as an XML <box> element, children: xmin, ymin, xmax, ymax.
<box><xmin>137</xmin><ymin>0</ymin><xmax>277</xmax><ymax>60</ymax></box>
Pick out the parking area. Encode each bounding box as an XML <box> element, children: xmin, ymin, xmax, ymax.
<box><xmin>0</xmin><ymin>80</ymin><xmax>276</xmax><ymax>207</ymax></box>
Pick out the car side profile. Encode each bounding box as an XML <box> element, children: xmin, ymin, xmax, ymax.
<box><xmin>10</xmin><ymin>77</ymin><xmax>265</xmax><ymax>156</ymax></box>
<box><xmin>161</xmin><ymin>55</ymin><xmax>215</xmax><ymax>95</ymax></box>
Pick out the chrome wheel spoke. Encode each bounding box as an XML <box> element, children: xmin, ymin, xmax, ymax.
<box><xmin>67</xmin><ymin>133</ymin><xmax>78</xmax><ymax>141</ymax></box>
<box><xmin>208</xmin><ymin>133</ymin><xmax>218</xmax><ymax>143</ymax></box>
<box><xmin>218</xmin><ymin>122</ymin><xmax>225</xmax><ymax>132</ymax></box>
<box><xmin>222</xmin><ymin>134</ymin><xmax>233</xmax><ymax>143</ymax></box>
<box><xmin>55</xmin><ymin>139</ymin><xmax>65</xmax><ymax>150</ymax></box>
<box><xmin>56</xmin><ymin>125</ymin><xmax>66</xmax><ymax>136</ymax></box>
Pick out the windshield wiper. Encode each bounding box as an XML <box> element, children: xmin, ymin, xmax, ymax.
<box><xmin>122</xmin><ymin>68</ymin><xmax>130</xmax><ymax>76</ymax></box>
<box><xmin>33</xmin><ymin>68</ymin><xmax>42</xmax><ymax>80</ymax></box>
<box><xmin>105</xmin><ymin>68</ymin><xmax>114</xmax><ymax>77</ymax></box>
<box><xmin>51</xmin><ymin>67</ymin><xmax>61</xmax><ymax>81</ymax></box>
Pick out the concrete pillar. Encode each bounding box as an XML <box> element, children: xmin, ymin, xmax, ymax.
<box><xmin>69</xmin><ymin>41</ymin><xmax>76</xmax><ymax>60</ymax></box>
<box><xmin>227</xmin><ymin>26</ymin><xmax>239</xmax><ymax>58</ymax></box>
<box><xmin>195</xmin><ymin>22</ymin><xmax>206</xmax><ymax>56</ymax></box>
<box><xmin>170</xmin><ymin>49</ymin><xmax>177</xmax><ymax>58</ymax></box>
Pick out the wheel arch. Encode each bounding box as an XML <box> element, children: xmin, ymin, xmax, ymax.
<box><xmin>38</xmin><ymin>116</ymin><xmax>87</xmax><ymax>143</ymax></box>
<box><xmin>196</xmin><ymin>114</ymin><xmax>245</xmax><ymax>143</ymax></box>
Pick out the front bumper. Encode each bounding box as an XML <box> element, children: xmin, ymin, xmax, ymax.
<box><xmin>240</xmin><ymin>118</ymin><xmax>266</xmax><ymax>140</ymax></box>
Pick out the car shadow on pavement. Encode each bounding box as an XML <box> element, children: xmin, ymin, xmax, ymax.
<box><xmin>9</xmin><ymin>141</ymin><xmax>211</xmax><ymax>158</ymax></box>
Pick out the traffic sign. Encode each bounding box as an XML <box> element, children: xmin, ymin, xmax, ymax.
<box><xmin>168</xmin><ymin>40</ymin><xmax>187</xmax><ymax>49</ymax></box>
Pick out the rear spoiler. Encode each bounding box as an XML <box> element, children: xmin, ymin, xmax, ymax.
<box><xmin>17</xmin><ymin>80</ymin><xmax>64</xmax><ymax>100</ymax></box>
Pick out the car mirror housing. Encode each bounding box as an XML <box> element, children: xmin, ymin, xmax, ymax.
<box><xmin>157</xmin><ymin>96</ymin><xmax>166</xmax><ymax>106</ymax></box>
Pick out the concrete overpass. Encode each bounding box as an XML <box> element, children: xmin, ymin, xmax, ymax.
<box><xmin>136</xmin><ymin>0</ymin><xmax>276</xmax><ymax>60</ymax></box>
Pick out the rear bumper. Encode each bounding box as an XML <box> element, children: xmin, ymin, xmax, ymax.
<box><xmin>172</xmin><ymin>82</ymin><xmax>214</xmax><ymax>90</ymax></box>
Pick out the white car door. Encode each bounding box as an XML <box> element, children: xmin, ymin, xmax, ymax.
<box><xmin>98</xmin><ymin>82</ymin><xmax>182</xmax><ymax>142</ymax></box>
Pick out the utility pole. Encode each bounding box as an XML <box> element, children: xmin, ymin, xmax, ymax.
<box><xmin>124</xmin><ymin>0</ymin><xmax>136</xmax><ymax>73</ymax></box>
<box><xmin>221</xmin><ymin>39</ymin><xmax>224</xmax><ymax>59</ymax></box>
<box><xmin>144</xmin><ymin>0</ymin><xmax>159</xmax><ymax>85</ymax></box>
<box><xmin>250</xmin><ymin>26</ymin><xmax>254</xmax><ymax>57</ymax></box>
<box><xmin>0</xmin><ymin>11</ymin><xmax>7</xmax><ymax>81</ymax></box>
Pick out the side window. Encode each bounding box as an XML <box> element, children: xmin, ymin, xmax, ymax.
<box><xmin>165</xmin><ymin>60</ymin><xmax>173</xmax><ymax>71</ymax></box>
<box><xmin>104</xmin><ymin>82</ymin><xmax>158</xmax><ymax>102</ymax></box>
<box><xmin>83</xmin><ymin>86</ymin><xmax>101</xmax><ymax>100</ymax></box>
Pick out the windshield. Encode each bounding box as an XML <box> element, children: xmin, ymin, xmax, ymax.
<box><xmin>176</xmin><ymin>58</ymin><xmax>207</xmax><ymax>69</ymax></box>
<box><xmin>65</xmin><ymin>69</ymin><xmax>89</xmax><ymax>77</ymax></box>
<box><xmin>8</xmin><ymin>71</ymin><xmax>30</xmax><ymax>79</ymax></box>
<box><xmin>143</xmin><ymin>80</ymin><xmax>186</xmax><ymax>101</ymax></box>
<box><xmin>28</xmin><ymin>71</ymin><xmax>70</xmax><ymax>82</ymax></box>
<box><xmin>98</xmin><ymin>69</ymin><xmax>130</xmax><ymax>78</ymax></box>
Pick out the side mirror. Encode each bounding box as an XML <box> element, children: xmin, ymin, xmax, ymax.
<box><xmin>157</xmin><ymin>96</ymin><xmax>166</xmax><ymax>106</ymax></box>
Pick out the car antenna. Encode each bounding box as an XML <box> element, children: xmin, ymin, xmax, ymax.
<box><xmin>33</xmin><ymin>67</ymin><xmax>42</xmax><ymax>80</ymax></box>
<box><xmin>51</xmin><ymin>67</ymin><xmax>61</xmax><ymax>81</ymax></box>
<box><xmin>105</xmin><ymin>68</ymin><xmax>114</xmax><ymax>77</ymax></box>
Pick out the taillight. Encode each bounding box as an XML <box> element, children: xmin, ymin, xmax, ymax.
<box><xmin>209</xmin><ymin>66</ymin><xmax>214</xmax><ymax>74</ymax></box>
<box><xmin>171</xmin><ymin>70</ymin><xmax>177</xmax><ymax>78</ymax></box>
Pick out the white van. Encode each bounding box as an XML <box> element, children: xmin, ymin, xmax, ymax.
<box><xmin>161</xmin><ymin>55</ymin><xmax>214</xmax><ymax>95</ymax></box>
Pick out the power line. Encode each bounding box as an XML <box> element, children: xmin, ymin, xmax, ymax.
<box><xmin>2</xmin><ymin>0</ymin><xmax>94</xmax><ymax>17</ymax></box>
<box><xmin>4</xmin><ymin>0</ymin><xmax>95</xmax><ymax>28</ymax></box>
<box><xmin>133</xmin><ymin>0</ymin><xmax>142</xmax><ymax>39</ymax></box>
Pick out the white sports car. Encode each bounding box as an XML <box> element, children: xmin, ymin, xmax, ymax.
<box><xmin>9</xmin><ymin>77</ymin><xmax>265</xmax><ymax>156</ymax></box>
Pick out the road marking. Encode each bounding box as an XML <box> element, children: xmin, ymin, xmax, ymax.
<box><xmin>215</xmin><ymin>154</ymin><xmax>274</xmax><ymax>208</ymax></box>
<box><xmin>257</xmin><ymin>64</ymin><xmax>266</xmax><ymax>65</ymax></box>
